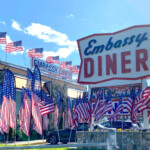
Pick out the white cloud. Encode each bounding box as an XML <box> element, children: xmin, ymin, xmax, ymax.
<box><xmin>6</xmin><ymin>35</ymin><xmax>12</xmax><ymax>43</ymax></box>
<box><xmin>24</xmin><ymin>23</ymin><xmax>71</xmax><ymax>46</ymax></box>
<box><xmin>67</xmin><ymin>14</ymin><xmax>74</xmax><ymax>18</ymax></box>
<box><xmin>0</xmin><ymin>21</ymin><xmax>6</xmax><ymax>25</ymax></box>
<box><xmin>10</xmin><ymin>21</ymin><xmax>78</xmax><ymax>58</ymax></box>
<box><xmin>11</xmin><ymin>50</ymin><xmax>24</xmax><ymax>55</ymax></box>
<box><xmin>24</xmin><ymin>23</ymin><xmax>78</xmax><ymax>58</ymax></box>
<box><xmin>11</xmin><ymin>19</ymin><xmax>22</xmax><ymax>31</ymax></box>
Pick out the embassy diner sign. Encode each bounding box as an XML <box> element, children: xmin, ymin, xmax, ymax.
<box><xmin>32</xmin><ymin>58</ymin><xmax>72</xmax><ymax>80</ymax></box>
<box><xmin>77</xmin><ymin>25</ymin><xmax>150</xmax><ymax>84</ymax></box>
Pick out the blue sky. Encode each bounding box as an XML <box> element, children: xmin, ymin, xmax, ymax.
<box><xmin>1</xmin><ymin>0</ymin><xmax>150</xmax><ymax>79</ymax></box>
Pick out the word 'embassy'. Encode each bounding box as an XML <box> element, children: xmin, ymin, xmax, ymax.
<box><xmin>84</xmin><ymin>32</ymin><xmax>148</xmax><ymax>56</ymax></box>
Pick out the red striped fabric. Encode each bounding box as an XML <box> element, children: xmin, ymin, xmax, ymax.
<box><xmin>32</xmin><ymin>93</ymin><xmax>42</xmax><ymax>135</ymax></box>
<box><xmin>54</xmin><ymin>105</ymin><xmax>59</xmax><ymax>128</ymax></box>
<box><xmin>0</xmin><ymin>32</ymin><xmax>7</xmax><ymax>44</ymax></box>
<box><xmin>37</xmin><ymin>100</ymin><xmax>55</xmax><ymax>115</ymax></box>
<box><xmin>5</xmin><ymin>42</ymin><xmax>23</xmax><ymax>53</ymax></box>
<box><xmin>19</xmin><ymin>91</ymin><xmax>31</xmax><ymax>136</ymax></box>
<box><xmin>27</xmin><ymin>49</ymin><xmax>43</xmax><ymax>58</ymax></box>
<box><xmin>0</xmin><ymin>96</ymin><xmax>10</xmax><ymax>133</ymax></box>
<box><xmin>0</xmin><ymin>38</ymin><xmax>6</xmax><ymax>44</ymax></box>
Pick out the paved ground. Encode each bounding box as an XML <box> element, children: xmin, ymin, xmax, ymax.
<box><xmin>3</xmin><ymin>139</ymin><xmax>47</xmax><ymax>146</ymax></box>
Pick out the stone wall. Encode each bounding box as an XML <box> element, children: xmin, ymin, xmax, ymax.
<box><xmin>77</xmin><ymin>131</ymin><xmax>150</xmax><ymax>150</ymax></box>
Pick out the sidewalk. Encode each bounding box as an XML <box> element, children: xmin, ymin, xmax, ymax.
<box><xmin>3</xmin><ymin>139</ymin><xmax>47</xmax><ymax>146</ymax></box>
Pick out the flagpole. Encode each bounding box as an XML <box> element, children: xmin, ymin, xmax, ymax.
<box><xmin>5</xmin><ymin>52</ymin><xmax>7</xmax><ymax>62</ymax></box>
<box><xmin>57</xmin><ymin>126</ymin><xmax>60</xmax><ymax>143</ymax></box>
<box><xmin>42</xmin><ymin>116</ymin><xmax>44</xmax><ymax>144</ymax></box>
<box><xmin>121</xmin><ymin>92</ymin><xmax>123</xmax><ymax>150</ymax></box>
<box><xmin>122</xmin><ymin>112</ymin><xmax>123</xmax><ymax>150</ymax></box>
<box><xmin>23</xmin><ymin>50</ymin><xmax>26</xmax><ymax>68</ymax></box>
<box><xmin>69</xmin><ymin>127</ymin><xmax>72</xmax><ymax>143</ymax></box>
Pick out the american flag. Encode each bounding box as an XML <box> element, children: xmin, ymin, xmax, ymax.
<box><xmin>0</xmin><ymin>32</ymin><xmax>7</xmax><ymax>44</ymax></box>
<box><xmin>141</xmin><ymin>87</ymin><xmax>150</xmax><ymax>106</ymax></box>
<box><xmin>0</xmin><ymin>84</ymin><xmax>4</xmax><ymax>134</ymax></box>
<box><xmin>109</xmin><ymin>92</ymin><xmax>124</xmax><ymax>121</ymax></box>
<box><xmin>126</xmin><ymin>88</ymin><xmax>135</xmax><ymax>114</ymax></box>
<box><xmin>67</xmin><ymin>97</ymin><xmax>73</xmax><ymax>127</ymax></box>
<box><xmin>32</xmin><ymin>65</ymin><xmax>43</xmax><ymax>135</ymax></box>
<box><xmin>72</xmin><ymin>99</ymin><xmax>79</xmax><ymax>128</ymax></box>
<box><xmin>19</xmin><ymin>88</ymin><xmax>27</xmax><ymax>135</ymax></box>
<box><xmin>5</xmin><ymin>41</ymin><xmax>23</xmax><ymax>53</ymax></box>
<box><xmin>54</xmin><ymin>91</ymin><xmax>61</xmax><ymax>128</ymax></box>
<box><xmin>36</xmin><ymin>90</ymin><xmax>55</xmax><ymax>115</ymax></box>
<box><xmin>1</xmin><ymin>70</ymin><xmax>11</xmax><ymax>133</ymax></box>
<box><xmin>125</xmin><ymin>88</ymin><xmax>137</xmax><ymax>123</ymax></box>
<box><xmin>71</xmin><ymin>65</ymin><xmax>80</xmax><ymax>74</ymax></box>
<box><xmin>135</xmin><ymin>87</ymin><xmax>150</xmax><ymax>111</ymax></box>
<box><xmin>19</xmin><ymin>86</ymin><xmax>32</xmax><ymax>136</ymax></box>
<box><xmin>73</xmin><ymin>94</ymin><xmax>91</xmax><ymax>127</ymax></box>
<box><xmin>62</xmin><ymin>100</ymin><xmax>65</xmax><ymax>129</ymax></box>
<box><xmin>22</xmin><ymin>69</ymin><xmax>32</xmax><ymax>136</ymax></box>
<box><xmin>0</xmin><ymin>84</ymin><xmax>3</xmax><ymax>105</ymax></box>
<box><xmin>92</xmin><ymin>89</ymin><xmax>105</xmax><ymax>116</ymax></box>
<box><xmin>131</xmin><ymin>87</ymin><xmax>150</xmax><ymax>123</ymax></box>
<box><xmin>27</xmin><ymin>48</ymin><xmax>43</xmax><ymax>58</ymax></box>
<box><xmin>46</xmin><ymin>56</ymin><xmax>59</xmax><ymax>64</ymax></box>
<box><xmin>95</xmin><ymin>90</ymin><xmax>113</xmax><ymax>122</ymax></box>
<box><xmin>9</xmin><ymin>71</ymin><xmax>16</xmax><ymax>129</ymax></box>
<box><xmin>19</xmin><ymin>88</ymin><xmax>25</xmax><ymax>133</ymax></box>
<box><xmin>60</xmin><ymin>61</ymin><xmax>72</xmax><ymax>69</ymax></box>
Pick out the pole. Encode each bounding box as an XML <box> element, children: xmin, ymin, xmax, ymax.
<box><xmin>5</xmin><ymin>52</ymin><xmax>7</xmax><ymax>62</ymax></box>
<box><xmin>57</xmin><ymin>127</ymin><xmax>60</xmax><ymax>143</ymax></box>
<box><xmin>23</xmin><ymin>51</ymin><xmax>26</xmax><ymax>68</ymax></box>
<box><xmin>142</xmin><ymin>79</ymin><xmax>149</xmax><ymax>129</ymax></box>
<box><xmin>69</xmin><ymin>128</ymin><xmax>72</xmax><ymax>143</ymax></box>
<box><xmin>122</xmin><ymin>113</ymin><xmax>123</xmax><ymax>150</ymax></box>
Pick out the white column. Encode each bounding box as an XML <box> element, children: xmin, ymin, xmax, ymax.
<box><xmin>142</xmin><ymin>79</ymin><xmax>149</xmax><ymax>129</ymax></box>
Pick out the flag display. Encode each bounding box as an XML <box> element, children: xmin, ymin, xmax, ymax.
<box><xmin>60</xmin><ymin>61</ymin><xmax>72</xmax><ymax>69</ymax></box>
<box><xmin>54</xmin><ymin>91</ymin><xmax>61</xmax><ymax>128</ymax></box>
<box><xmin>0</xmin><ymin>84</ymin><xmax>3</xmax><ymax>105</ymax></box>
<box><xmin>109</xmin><ymin>92</ymin><xmax>123</xmax><ymax>121</ymax></box>
<box><xmin>62</xmin><ymin>100</ymin><xmax>65</xmax><ymax>129</ymax></box>
<box><xmin>130</xmin><ymin>87</ymin><xmax>150</xmax><ymax>123</ymax></box>
<box><xmin>19</xmin><ymin>87</ymin><xmax>31</xmax><ymax>136</ymax></box>
<box><xmin>0</xmin><ymin>69</ymin><xmax>16</xmax><ymax>133</ymax></box>
<box><xmin>67</xmin><ymin>97</ymin><xmax>73</xmax><ymax>127</ymax></box>
<box><xmin>32</xmin><ymin>65</ymin><xmax>43</xmax><ymax>135</ymax></box>
<box><xmin>9</xmin><ymin>71</ymin><xmax>16</xmax><ymax>129</ymax></box>
<box><xmin>71</xmin><ymin>65</ymin><xmax>80</xmax><ymax>74</ymax></box>
<box><xmin>0</xmin><ymin>84</ymin><xmax>3</xmax><ymax>134</ymax></box>
<box><xmin>92</xmin><ymin>89</ymin><xmax>105</xmax><ymax>116</ymax></box>
<box><xmin>46</xmin><ymin>56</ymin><xmax>59</xmax><ymax>64</ymax></box>
<box><xmin>126</xmin><ymin>88</ymin><xmax>134</xmax><ymax>114</ymax></box>
<box><xmin>73</xmin><ymin>94</ymin><xmax>91</xmax><ymax>127</ymax></box>
<box><xmin>94</xmin><ymin>90</ymin><xmax>113</xmax><ymax>122</ymax></box>
<box><xmin>0</xmin><ymin>32</ymin><xmax>6</xmax><ymax>44</ymax></box>
<box><xmin>0</xmin><ymin>71</ymin><xmax>10</xmax><ymax>133</ymax></box>
<box><xmin>5</xmin><ymin>41</ymin><xmax>23</xmax><ymax>53</ymax></box>
<box><xmin>27</xmin><ymin>48</ymin><xmax>43</xmax><ymax>58</ymax></box>
<box><xmin>36</xmin><ymin>90</ymin><xmax>55</xmax><ymax>115</ymax></box>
